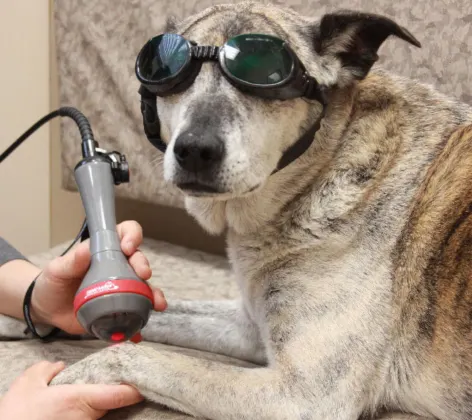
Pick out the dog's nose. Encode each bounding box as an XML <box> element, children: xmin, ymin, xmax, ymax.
<box><xmin>173</xmin><ymin>131</ymin><xmax>225</xmax><ymax>172</ymax></box>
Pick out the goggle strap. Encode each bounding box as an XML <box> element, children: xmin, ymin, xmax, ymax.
<box><xmin>138</xmin><ymin>86</ymin><xmax>167</xmax><ymax>153</ymax></box>
<box><xmin>191</xmin><ymin>45</ymin><xmax>220</xmax><ymax>61</ymax></box>
<box><xmin>273</xmin><ymin>90</ymin><xmax>328</xmax><ymax>174</ymax></box>
<box><xmin>304</xmin><ymin>76</ymin><xmax>328</xmax><ymax>105</ymax></box>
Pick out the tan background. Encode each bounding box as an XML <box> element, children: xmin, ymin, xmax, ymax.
<box><xmin>0</xmin><ymin>1</ymin><xmax>54</xmax><ymax>255</ymax></box>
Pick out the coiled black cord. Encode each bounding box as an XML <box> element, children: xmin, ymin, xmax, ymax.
<box><xmin>59</xmin><ymin>107</ymin><xmax>95</xmax><ymax>144</ymax></box>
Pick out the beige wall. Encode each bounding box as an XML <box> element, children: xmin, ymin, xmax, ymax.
<box><xmin>0</xmin><ymin>1</ymin><xmax>52</xmax><ymax>255</ymax></box>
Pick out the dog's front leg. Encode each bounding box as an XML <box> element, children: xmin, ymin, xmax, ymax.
<box><xmin>142</xmin><ymin>299</ymin><xmax>266</xmax><ymax>364</ymax></box>
<box><xmin>375</xmin><ymin>415</ymin><xmax>432</xmax><ymax>419</ymax></box>
<box><xmin>50</xmin><ymin>342</ymin><xmax>308</xmax><ymax>419</ymax></box>
<box><xmin>51</xmin><ymin>341</ymin><xmax>365</xmax><ymax>420</ymax></box>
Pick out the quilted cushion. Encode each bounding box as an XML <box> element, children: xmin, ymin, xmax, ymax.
<box><xmin>54</xmin><ymin>0</ymin><xmax>472</xmax><ymax>207</ymax></box>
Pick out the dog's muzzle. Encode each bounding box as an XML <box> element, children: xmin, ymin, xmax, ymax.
<box><xmin>135</xmin><ymin>31</ymin><xmax>330</xmax><ymax>179</ymax></box>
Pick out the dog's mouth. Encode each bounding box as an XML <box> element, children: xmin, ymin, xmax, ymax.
<box><xmin>177</xmin><ymin>182</ymin><xmax>223</xmax><ymax>197</ymax></box>
<box><xmin>176</xmin><ymin>181</ymin><xmax>262</xmax><ymax>198</ymax></box>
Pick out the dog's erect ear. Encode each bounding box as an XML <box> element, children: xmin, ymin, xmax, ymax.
<box><xmin>313</xmin><ymin>10</ymin><xmax>421</xmax><ymax>81</ymax></box>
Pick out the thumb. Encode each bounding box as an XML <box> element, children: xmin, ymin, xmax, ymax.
<box><xmin>77</xmin><ymin>384</ymin><xmax>143</xmax><ymax>411</ymax></box>
<box><xmin>47</xmin><ymin>240</ymin><xmax>91</xmax><ymax>280</ymax></box>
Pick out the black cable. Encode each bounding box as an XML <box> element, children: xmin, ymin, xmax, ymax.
<box><xmin>0</xmin><ymin>107</ymin><xmax>96</xmax><ymax>164</ymax></box>
<box><xmin>60</xmin><ymin>218</ymin><xmax>88</xmax><ymax>256</ymax></box>
<box><xmin>0</xmin><ymin>110</ymin><xmax>60</xmax><ymax>164</ymax></box>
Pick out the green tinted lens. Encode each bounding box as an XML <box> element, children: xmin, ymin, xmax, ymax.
<box><xmin>223</xmin><ymin>34</ymin><xmax>293</xmax><ymax>85</ymax></box>
<box><xmin>139</xmin><ymin>34</ymin><xmax>190</xmax><ymax>82</ymax></box>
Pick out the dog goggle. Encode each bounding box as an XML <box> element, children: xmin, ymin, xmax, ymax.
<box><xmin>136</xmin><ymin>32</ymin><xmax>326</xmax><ymax>101</ymax></box>
<box><xmin>136</xmin><ymin>33</ymin><xmax>328</xmax><ymax>173</ymax></box>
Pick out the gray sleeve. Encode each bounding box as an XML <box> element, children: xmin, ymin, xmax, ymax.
<box><xmin>0</xmin><ymin>237</ymin><xmax>28</xmax><ymax>267</ymax></box>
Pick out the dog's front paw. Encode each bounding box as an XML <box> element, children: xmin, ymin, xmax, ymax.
<box><xmin>50</xmin><ymin>343</ymin><xmax>135</xmax><ymax>386</ymax></box>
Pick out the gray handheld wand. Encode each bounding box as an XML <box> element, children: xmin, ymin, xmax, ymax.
<box><xmin>0</xmin><ymin>106</ymin><xmax>153</xmax><ymax>344</ymax></box>
<box><xmin>72</xmin><ymin>142</ymin><xmax>154</xmax><ymax>344</ymax></box>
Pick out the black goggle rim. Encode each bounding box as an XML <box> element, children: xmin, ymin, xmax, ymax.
<box><xmin>135</xmin><ymin>33</ymin><xmax>319</xmax><ymax>101</ymax></box>
<box><xmin>217</xmin><ymin>33</ymin><xmax>298</xmax><ymax>89</ymax></box>
<box><xmin>135</xmin><ymin>36</ymin><xmax>202</xmax><ymax>95</ymax></box>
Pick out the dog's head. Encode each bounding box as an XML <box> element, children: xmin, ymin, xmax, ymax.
<box><xmin>149</xmin><ymin>2</ymin><xmax>420</xmax><ymax>201</ymax></box>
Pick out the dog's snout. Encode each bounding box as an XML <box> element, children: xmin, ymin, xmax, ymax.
<box><xmin>173</xmin><ymin>131</ymin><xmax>225</xmax><ymax>172</ymax></box>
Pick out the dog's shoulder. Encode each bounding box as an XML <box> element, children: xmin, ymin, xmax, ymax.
<box><xmin>390</xmin><ymin>122</ymin><xmax>472</xmax><ymax>411</ymax></box>
<box><xmin>393</xmin><ymin>121</ymin><xmax>472</xmax><ymax>333</ymax></box>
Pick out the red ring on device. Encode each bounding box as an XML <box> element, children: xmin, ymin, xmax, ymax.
<box><xmin>73</xmin><ymin>279</ymin><xmax>155</xmax><ymax>314</ymax></box>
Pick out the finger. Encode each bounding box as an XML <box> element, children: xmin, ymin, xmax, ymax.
<box><xmin>117</xmin><ymin>221</ymin><xmax>143</xmax><ymax>256</ymax></box>
<box><xmin>20</xmin><ymin>361</ymin><xmax>66</xmax><ymax>386</ymax></box>
<box><xmin>152</xmin><ymin>288</ymin><xmax>168</xmax><ymax>311</ymax></box>
<box><xmin>47</xmin><ymin>240</ymin><xmax>91</xmax><ymax>281</ymax></box>
<box><xmin>128</xmin><ymin>251</ymin><xmax>152</xmax><ymax>280</ymax></box>
<box><xmin>76</xmin><ymin>384</ymin><xmax>144</xmax><ymax>411</ymax></box>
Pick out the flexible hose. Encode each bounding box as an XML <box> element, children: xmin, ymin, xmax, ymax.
<box><xmin>58</xmin><ymin>107</ymin><xmax>95</xmax><ymax>143</ymax></box>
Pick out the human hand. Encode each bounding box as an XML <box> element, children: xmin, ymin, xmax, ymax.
<box><xmin>30</xmin><ymin>220</ymin><xmax>167</xmax><ymax>334</ymax></box>
<box><xmin>0</xmin><ymin>360</ymin><xmax>143</xmax><ymax>420</ymax></box>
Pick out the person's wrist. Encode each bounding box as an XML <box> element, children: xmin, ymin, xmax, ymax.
<box><xmin>26</xmin><ymin>272</ymin><xmax>61</xmax><ymax>338</ymax></box>
<box><xmin>28</xmin><ymin>272</ymin><xmax>55</xmax><ymax>328</ymax></box>
<box><xmin>0</xmin><ymin>259</ymin><xmax>56</xmax><ymax>333</ymax></box>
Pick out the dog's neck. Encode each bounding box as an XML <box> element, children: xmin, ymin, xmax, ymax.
<box><xmin>185</xmin><ymin>87</ymin><xmax>356</xmax><ymax>238</ymax></box>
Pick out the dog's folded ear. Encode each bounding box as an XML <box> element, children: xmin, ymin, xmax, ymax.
<box><xmin>313</xmin><ymin>10</ymin><xmax>421</xmax><ymax>81</ymax></box>
<box><xmin>165</xmin><ymin>15</ymin><xmax>179</xmax><ymax>33</ymax></box>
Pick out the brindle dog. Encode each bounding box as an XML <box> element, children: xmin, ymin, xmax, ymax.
<box><xmin>26</xmin><ymin>2</ymin><xmax>472</xmax><ymax>419</ymax></box>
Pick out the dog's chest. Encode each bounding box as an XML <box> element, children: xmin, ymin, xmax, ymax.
<box><xmin>226</xmin><ymin>225</ymin><xmax>392</xmax><ymax>329</ymax></box>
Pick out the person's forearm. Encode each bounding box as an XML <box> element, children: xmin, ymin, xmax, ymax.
<box><xmin>0</xmin><ymin>259</ymin><xmax>44</xmax><ymax>323</ymax></box>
